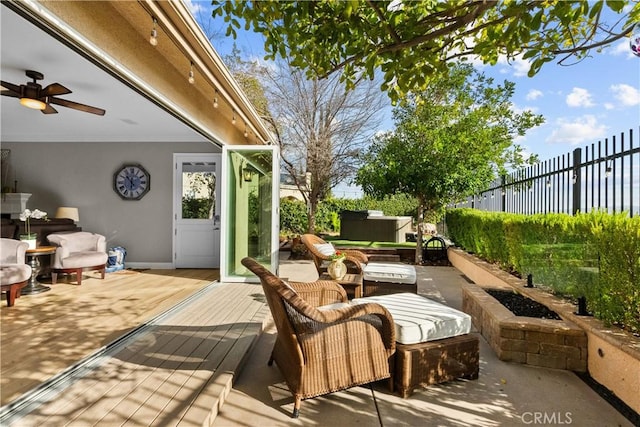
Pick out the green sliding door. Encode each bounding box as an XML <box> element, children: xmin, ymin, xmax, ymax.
<box><xmin>220</xmin><ymin>145</ymin><xmax>280</xmax><ymax>282</ymax></box>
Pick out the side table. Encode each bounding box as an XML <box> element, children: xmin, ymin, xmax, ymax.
<box><xmin>319</xmin><ymin>273</ymin><xmax>363</xmax><ymax>299</ymax></box>
<box><xmin>23</xmin><ymin>246</ymin><xmax>57</xmax><ymax>295</ymax></box>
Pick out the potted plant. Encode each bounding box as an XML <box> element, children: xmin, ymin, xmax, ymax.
<box><xmin>19</xmin><ymin>208</ymin><xmax>47</xmax><ymax>249</ymax></box>
<box><xmin>327</xmin><ymin>251</ymin><xmax>347</xmax><ymax>280</ymax></box>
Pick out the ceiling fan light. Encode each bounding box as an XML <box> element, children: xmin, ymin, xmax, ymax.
<box><xmin>19</xmin><ymin>97</ymin><xmax>46</xmax><ymax>110</ymax></box>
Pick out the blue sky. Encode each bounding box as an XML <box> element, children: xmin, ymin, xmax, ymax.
<box><xmin>188</xmin><ymin>2</ymin><xmax>640</xmax><ymax>197</ymax></box>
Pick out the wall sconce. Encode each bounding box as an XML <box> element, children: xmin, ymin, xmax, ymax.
<box><xmin>243</xmin><ymin>166</ymin><xmax>254</xmax><ymax>182</ymax></box>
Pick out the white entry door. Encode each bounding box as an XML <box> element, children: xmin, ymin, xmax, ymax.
<box><xmin>173</xmin><ymin>153</ymin><xmax>221</xmax><ymax>268</ymax></box>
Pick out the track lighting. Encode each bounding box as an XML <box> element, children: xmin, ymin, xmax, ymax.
<box><xmin>149</xmin><ymin>18</ymin><xmax>158</xmax><ymax>46</ymax></box>
<box><xmin>188</xmin><ymin>62</ymin><xmax>195</xmax><ymax>84</ymax></box>
<box><xmin>213</xmin><ymin>89</ymin><xmax>219</xmax><ymax>108</ymax></box>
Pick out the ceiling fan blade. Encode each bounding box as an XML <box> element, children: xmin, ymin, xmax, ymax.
<box><xmin>0</xmin><ymin>80</ymin><xmax>21</xmax><ymax>97</ymax></box>
<box><xmin>48</xmin><ymin>97</ymin><xmax>106</xmax><ymax>116</ymax></box>
<box><xmin>42</xmin><ymin>103</ymin><xmax>58</xmax><ymax>114</ymax></box>
<box><xmin>42</xmin><ymin>82</ymin><xmax>71</xmax><ymax>97</ymax></box>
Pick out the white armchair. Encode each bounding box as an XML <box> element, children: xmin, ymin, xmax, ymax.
<box><xmin>0</xmin><ymin>238</ymin><xmax>32</xmax><ymax>306</ymax></box>
<box><xmin>47</xmin><ymin>232</ymin><xmax>108</xmax><ymax>285</ymax></box>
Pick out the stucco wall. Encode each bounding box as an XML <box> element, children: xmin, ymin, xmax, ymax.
<box><xmin>4</xmin><ymin>140</ymin><xmax>218</xmax><ymax>266</ymax></box>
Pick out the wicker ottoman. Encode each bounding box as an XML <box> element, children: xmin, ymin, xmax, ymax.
<box><xmin>362</xmin><ymin>262</ymin><xmax>417</xmax><ymax>296</ymax></box>
<box><xmin>352</xmin><ymin>292</ymin><xmax>480</xmax><ymax>397</ymax></box>
<box><xmin>395</xmin><ymin>334</ymin><xmax>479</xmax><ymax>398</ymax></box>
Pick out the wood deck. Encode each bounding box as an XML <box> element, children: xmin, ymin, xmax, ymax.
<box><xmin>0</xmin><ymin>268</ymin><xmax>269</xmax><ymax>426</ymax></box>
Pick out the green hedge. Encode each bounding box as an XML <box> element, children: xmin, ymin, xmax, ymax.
<box><xmin>446</xmin><ymin>208</ymin><xmax>640</xmax><ymax>333</ymax></box>
<box><xmin>280</xmin><ymin>194</ymin><xmax>419</xmax><ymax>236</ymax></box>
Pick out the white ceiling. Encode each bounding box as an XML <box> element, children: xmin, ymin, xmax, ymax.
<box><xmin>0</xmin><ymin>5</ymin><xmax>209</xmax><ymax>144</ymax></box>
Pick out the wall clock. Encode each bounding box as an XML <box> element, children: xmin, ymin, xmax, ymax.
<box><xmin>113</xmin><ymin>163</ymin><xmax>150</xmax><ymax>200</ymax></box>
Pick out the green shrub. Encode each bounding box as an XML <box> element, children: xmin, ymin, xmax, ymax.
<box><xmin>446</xmin><ymin>208</ymin><xmax>640</xmax><ymax>333</ymax></box>
<box><xmin>280</xmin><ymin>198</ymin><xmax>308</xmax><ymax>236</ymax></box>
<box><xmin>182</xmin><ymin>197</ymin><xmax>213</xmax><ymax>219</ymax></box>
<box><xmin>280</xmin><ymin>194</ymin><xmax>419</xmax><ymax>235</ymax></box>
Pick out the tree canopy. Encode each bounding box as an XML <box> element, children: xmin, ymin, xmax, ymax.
<box><xmin>355</xmin><ymin>63</ymin><xmax>543</xmax><ymax>260</ymax></box>
<box><xmin>264</xmin><ymin>63</ymin><xmax>387</xmax><ymax>232</ymax></box>
<box><xmin>212</xmin><ymin>1</ymin><xmax>638</xmax><ymax>103</ymax></box>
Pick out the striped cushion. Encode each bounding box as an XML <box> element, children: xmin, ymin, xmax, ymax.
<box><xmin>363</xmin><ymin>262</ymin><xmax>416</xmax><ymax>285</ymax></box>
<box><xmin>352</xmin><ymin>293</ymin><xmax>471</xmax><ymax>344</ymax></box>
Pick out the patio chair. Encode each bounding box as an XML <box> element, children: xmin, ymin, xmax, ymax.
<box><xmin>0</xmin><ymin>238</ymin><xmax>32</xmax><ymax>306</ymax></box>
<box><xmin>241</xmin><ymin>257</ymin><xmax>396</xmax><ymax>418</ymax></box>
<box><xmin>47</xmin><ymin>232</ymin><xmax>108</xmax><ymax>285</ymax></box>
<box><xmin>300</xmin><ymin>234</ymin><xmax>417</xmax><ymax>296</ymax></box>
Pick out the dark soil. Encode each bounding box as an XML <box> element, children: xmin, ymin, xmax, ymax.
<box><xmin>486</xmin><ymin>289</ymin><xmax>561</xmax><ymax>320</ymax></box>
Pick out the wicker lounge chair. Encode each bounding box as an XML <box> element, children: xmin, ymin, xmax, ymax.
<box><xmin>300</xmin><ymin>233</ymin><xmax>368</xmax><ymax>274</ymax></box>
<box><xmin>301</xmin><ymin>234</ymin><xmax>417</xmax><ymax>296</ymax></box>
<box><xmin>241</xmin><ymin>257</ymin><xmax>396</xmax><ymax>418</ymax></box>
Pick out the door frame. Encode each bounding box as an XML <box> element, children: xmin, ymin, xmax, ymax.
<box><xmin>220</xmin><ymin>145</ymin><xmax>280</xmax><ymax>282</ymax></box>
<box><xmin>172</xmin><ymin>152</ymin><xmax>222</xmax><ymax>268</ymax></box>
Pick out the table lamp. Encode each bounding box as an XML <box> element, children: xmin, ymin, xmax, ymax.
<box><xmin>55</xmin><ymin>207</ymin><xmax>79</xmax><ymax>223</ymax></box>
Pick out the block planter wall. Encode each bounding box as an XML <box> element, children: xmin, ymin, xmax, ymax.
<box><xmin>462</xmin><ymin>282</ymin><xmax>587</xmax><ymax>371</ymax></box>
<box><xmin>450</xmin><ymin>247</ymin><xmax>640</xmax><ymax>415</ymax></box>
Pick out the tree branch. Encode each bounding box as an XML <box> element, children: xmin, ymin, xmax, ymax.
<box><xmin>366</xmin><ymin>0</ymin><xmax>402</xmax><ymax>44</ymax></box>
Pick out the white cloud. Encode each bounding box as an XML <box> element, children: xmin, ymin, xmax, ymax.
<box><xmin>610</xmin><ymin>83</ymin><xmax>640</xmax><ymax>106</ymax></box>
<box><xmin>496</xmin><ymin>54</ymin><xmax>531</xmax><ymax>77</ymax></box>
<box><xmin>546</xmin><ymin>115</ymin><xmax>608</xmax><ymax>145</ymax></box>
<box><xmin>609</xmin><ymin>39</ymin><xmax>638</xmax><ymax>59</ymax></box>
<box><xmin>566</xmin><ymin>87</ymin><xmax>595</xmax><ymax>108</ymax></box>
<box><xmin>512</xmin><ymin>102</ymin><xmax>540</xmax><ymax>115</ymax></box>
<box><xmin>184</xmin><ymin>0</ymin><xmax>205</xmax><ymax>14</ymax></box>
<box><xmin>526</xmin><ymin>89</ymin><xmax>543</xmax><ymax>101</ymax></box>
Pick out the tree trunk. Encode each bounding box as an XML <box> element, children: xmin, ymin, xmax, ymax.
<box><xmin>307</xmin><ymin>197</ymin><xmax>317</xmax><ymax>234</ymax></box>
<box><xmin>415</xmin><ymin>198</ymin><xmax>425</xmax><ymax>265</ymax></box>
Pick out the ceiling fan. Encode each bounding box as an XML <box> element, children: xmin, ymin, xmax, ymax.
<box><xmin>0</xmin><ymin>70</ymin><xmax>105</xmax><ymax>116</ymax></box>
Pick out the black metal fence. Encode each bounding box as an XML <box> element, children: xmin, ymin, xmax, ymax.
<box><xmin>452</xmin><ymin>127</ymin><xmax>640</xmax><ymax>217</ymax></box>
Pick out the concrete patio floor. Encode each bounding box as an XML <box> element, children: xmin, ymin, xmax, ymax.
<box><xmin>213</xmin><ymin>257</ymin><xmax>633</xmax><ymax>427</ymax></box>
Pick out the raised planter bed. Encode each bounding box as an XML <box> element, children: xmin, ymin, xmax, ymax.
<box><xmin>462</xmin><ymin>282</ymin><xmax>587</xmax><ymax>371</ymax></box>
<box><xmin>449</xmin><ymin>247</ymin><xmax>640</xmax><ymax>415</ymax></box>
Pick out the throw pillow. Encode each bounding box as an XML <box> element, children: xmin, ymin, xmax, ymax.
<box><xmin>313</xmin><ymin>243</ymin><xmax>336</xmax><ymax>257</ymax></box>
